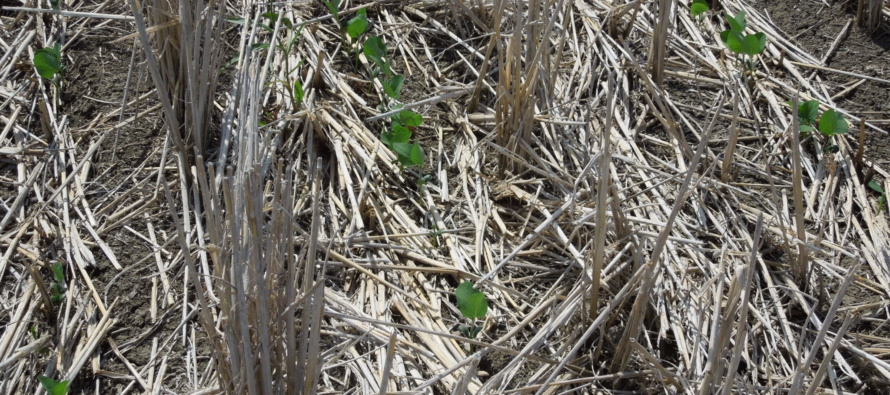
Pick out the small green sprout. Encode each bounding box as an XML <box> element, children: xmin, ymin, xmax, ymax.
<box><xmin>380</xmin><ymin>109</ymin><xmax>424</xmax><ymax>168</ymax></box>
<box><xmin>293</xmin><ymin>80</ymin><xmax>305</xmax><ymax>109</ymax></box>
<box><xmin>869</xmin><ymin>180</ymin><xmax>886</xmax><ymax>213</ymax></box>
<box><xmin>793</xmin><ymin>99</ymin><xmax>820</xmax><ymax>133</ymax></box>
<box><xmin>690</xmin><ymin>0</ymin><xmax>709</xmax><ymax>17</ymax></box>
<box><xmin>323</xmin><ymin>0</ymin><xmax>341</xmax><ymax>26</ymax></box>
<box><xmin>382</xmin><ymin>75</ymin><xmax>404</xmax><ymax>99</ymax></box>
<box><xmin>455</xmin><ymin>281</ymin><xmax>488</xmax><ymax>339</ymax></box>
<box><xmin>392</xmin><ymin>109</ymin><xmax>422</xmax><ymax>128</ymax></box>
<box><xmin>363</xmin><ymin>36</ymin><xmax>391</xmax><ymax>77</ymax></box>
<box><xmin>346</xmin><ymin>8</ymin><xmax>368</xmax><ymax>41</ymax></box>
<box><xmin>33</xmin><ymin>44</ymin><xmax>63</xmax><ymax>83</ymax></box>
<box><xmin>817</xmin><ymin>109</ymin><xmax>848</xmax><ymax>137</ymax></box>
<box><xmin>719</xmin><ymin>11</ymin><xmax>766</xmax><ymax>73</ymax></box>
<box><xmin>245</xmin><ymin>13</ymin><xmax>306</xmax><ymax>110</ymax></box>
<box><xmin>789</xmin><ymin>100</ymin><xmax>847</xmax><ymax>153</ymax></box>
<box><xmin>38</xmin><ymin>376</ymin><xmax>69</xmax><ymax>395</ymax></box>
<box><xmin>259</xmin><ymin>12</ymin><xmax>294</xmax><ymax>33</ymax></box>
<box><xmin>258</xmin><ymin>13</ymin><xmax>275</xmax><ymax>33</ymax></box>
<box><xmin>363</xmin><ymin>37</ymin><xmax>405</xmax><ymax>99</ymax></box>
<box><xmin>49</xmin><ymin>262</ymin><xmax>66</xmax><ymax>303</ymax></box>
<box><xmin>225</xmin><ymin>16</ymin><xmax>246</xmax><ymax>25</ymax></box>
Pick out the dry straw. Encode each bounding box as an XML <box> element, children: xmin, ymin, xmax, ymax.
<box><xmin>1</xmin><ymin>0</ymin><xmax>889</xmax><ymax>394</ymax></box>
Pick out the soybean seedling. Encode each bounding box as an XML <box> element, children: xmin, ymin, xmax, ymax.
<box><xmin>381</xmin><ymin>109</ymin><xmax>424</xmax><ymax>169</ymax></box>
<box><xmin>343</xmin><ymin>8</ymin><xmax>369</xmax><ymax>68</ymax></box>
<box><xmin>49</xmin><ymin>262</ymin><xmax>66</xmax><ymax>303</ymax></box>
<box><xmin>346</xmin><ymin>8</ymin><xmax>368</xmax><ymax>43</ymax></box>
<box><xmin>38</xmin><ymin>376</ymin><xmax>69</xmax><ymax>395</ymax></box>
<box><xmin>33</xmin><ymin>44</ymin><xmax>63</xmax><ymax>88</ymax></box>
<box><xmin>719</xmin><ymin>11</ymin><xmax>766</xmax><ymax>76</ymax></box>
<box><xmin>363</xmin><ymin>37</ymin><xmax>404</xmax><ymax>100</ymax></box>
<box><xmin>690</xmin><ymin>0</ymin><xmax>709</xmax><ymax>21</ymax></box>
<box><xmin>364</xmin><ymin>36</ymin><xmax>424</xmax><ymax>176</ymax></box>
<box><xmin>869</xmin><ymin>180</ymin><xmax>887</xmax><ymax>213</ymax></box>
<box><xmin>790</xmin><ymin>100</ymin><xmax>848</xmax><ymax>153</ymax></box>
<box><xmin>455</xmin><ymin>281</ymin><xmax>488</xmax><ymax>339</ymax></box>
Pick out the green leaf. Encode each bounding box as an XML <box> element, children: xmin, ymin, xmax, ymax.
<box><xmin>393</xmin><ymin>110</ymin><xmax>423</xmax><ymax>128</ymax></box>
<box><xmin>363</xmin><ymin>37</ymin><xmax>390</xmax><ymax>76</ymax></box>
<box><xmin>799</xmin><ymin>125</ymin><xmax>815</xmax><ymax>133</ymax></box>
<box><xmin>323</xmin><ymin>0</ymin><xmax>340</xmax><ymax>22</ymax></box>
<box><xmin>226</xmin><ymin>17</ymin><xmax>247</xmax><ymax>25</ymax></box>
<box><xmin>818</xmin><ymin>109</ymin><xmax>848</xmax><ymax>137</ymax></box>
<box><xmin>391</xmin><ymin>142</ymin><xmax>413</xmax><ymax>166</ymax></box>
<box><xmin>719</xmin><ymin>29</ymin><xmax>744</xmax><ymax>54</ymax></box>
<box><xmin>740</xmin><ymin>32</ymin><xmax>766</xmax><ymax>55</ymax></box>
<box><xmin>33</xmin><ymin>46</ymin><xmax>62</xmax><ymax>80</ymax></box>
<box><xmin>262</xmin><ymin>12</ymin><xmax>290</xmax><ymax>30</ymax></box>
<box><xmin>347</xmin><ymin>8</ymin><xmax>368</xmax><ymax>40</ymax></box>
<box><xmin>262</xmin><ymin>12</ymin><xmax>279</xmax><ymax>21</ymax></box>
<box><xmin>390</xmin><ymin>126</ymin><xmax>412</xmax><ymax>143</ymax></box>
<box><xmin>408</xmin><ymin>142</ymin><xmax>424</xmax><ymax>166</ymax></box>
<box><xmin>38</xmin><ymin>376</ymin><xmax>69</xmax><ymax>395</ymax></box>
<box><xmin>869</xmin><ymin>180</ymin><xmax>885</xmax><ymax>194</ymax></box>
<box><xmin>690</xmin><ymin>0</ymin><xmax>708</xmax><ymax>16</ymax></box>
<box><xmin>383</xmin><ymin>75</ymin><xmax>404</xmax><ymax>99</ymax></box>
<box><xmin>49</xmin><ymin>0</ymin><xmax>60</xmax><ymax>10</ymax></box>
<box><xmin>794</xmin><ymin>100</ymin><xmax>820</xmax><ymax>126</ymax></box>
<box><xmin>455</xmin><ymin>281</ymin><xmax>488</xmax><ymax>320</ymax></box>
<box><xmin>459</xmin><ymin>324</ymin><xmax>482</xmax><ymax>339</ymax></box>
<box><xmin>382</xmin><ymin>125</ymin><xmax>411</xmax><ymax>147</ymax></box>
<box><xmin>251</xmin><ymin>43</ymin><xmax>270</xmax><ymax>50</ymax></box>
<box><xmin>293</xmin><ymin>80</ymin><xmax>304</xmax><ymax>108</ymax></box>
<box><xmin>725</xmin><ymin>11</ymin><xmax>747</xmax><ymax>33</ymax></box>
<box><xmin>259</xmin><ymin>12</ymin><xmax>284</xmax><ymax>31</ymax></box>
<box><xmin>51</xmin><ymin>263</ymin><xmax>65</xmax><ymax>283</ymax></box>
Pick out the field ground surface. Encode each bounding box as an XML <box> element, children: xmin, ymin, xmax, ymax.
<box><xmin>1</xmin><ymin>0</ymin><xmax>890</xmax><ymax>394</ymax></box>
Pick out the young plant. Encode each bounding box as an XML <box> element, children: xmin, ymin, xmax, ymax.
<box><xmin>33</xmin><ymin>44</ymin><xmax>63</xmax><ymax>87</ymax></box>
<box><xmin>381</xmin><ymin>110</ymin><xmax>424</xmax><ymax>168</ymax></box>
<box><xmin>363</xmin><ymin>37</ymin><xmax>404</xmax><ymax>100</ymax></box>
<box><xmin>869</xmin><ymin>180</ymin><xmax>886</xmax><ymax>213</ymax></box>
<box><xmin>38</xmin><ymin>376</ymin><xmax>69</xmax><ymax>395</ymax></box>
<box><xmin>323</xmin><ymin>0</ymin><xmax>341</xmax><ymax>27</ymax></box>
<box><xmin>719</xmin><ymin>11</ymin><xmax>766</xmax><ymax>74</ymax></box>
<box><xmin>49</xmin><ymin>262</ymin><xmax>66</xmax><ymax>303</ymax></box>
<box><xmin>790</xmin><ymin>100</ymin><xmax>848</xmax><ymax>153</ymax></box>
<box><xmin>455</xmin><ymin>281</ymin><xmax>488</xmax><ymax>339</ymax></box>
<box><xmin>346</xmin><ymin>8</ymin><xmax>368</xmax><ymax>42</ymax></box>
<box><xmin>690</xmin><ymin>0</ymin><xmax>709</xmax><ymax>18</ymax></box>
<box><xmin>244</xmin><ymin>12</ymin><xmax>307</xmax><ymax>111</ymax></box>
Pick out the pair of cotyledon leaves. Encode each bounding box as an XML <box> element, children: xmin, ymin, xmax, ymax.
<box><xmin>719</xmin><ymin>11</ymin><xmax>766</xmax><ymax>56</ymax></box>
<box><xmin>381</xmin><ymin>110</ymin><xmax>424</xmax><ymax>167</ymax></box>
<box><xmin>791</xmin><ymin>100</ymin><xmax>848</xmax><ymax>137</ymax></box>
<box><xmin>34</xmin><ymin>44</ymin><xmax>62</xmax><ymax>81</ymax></box>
